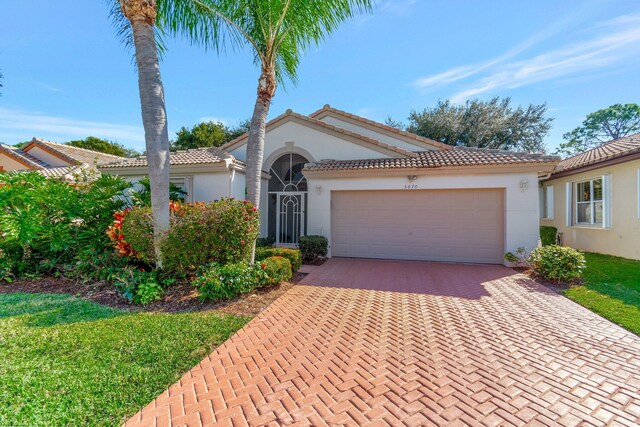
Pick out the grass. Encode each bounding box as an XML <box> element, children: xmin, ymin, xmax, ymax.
<box><xmin>564</xmin><ymin>252</ymin><xmax>640</xmax><ymax>335</ymax></box>
<box><xmin>0</xmin><ymin>293</ymin><xmax>250</xmax><ymax>427</ymax></box>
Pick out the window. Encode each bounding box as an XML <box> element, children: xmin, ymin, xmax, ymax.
<box><xmin>574</xmin><ymin>178</ymin><xmax>603</xmax><ymax>225</ymax></box>
<box><xmin>170</xmin><ymin>177</ymin><xmax>193</xmax><ymax>203</ymax></box>
<box><xmin>541</xmin><ymin>185</ymin><xmax>554</xmax><ymax>219</ymax></box>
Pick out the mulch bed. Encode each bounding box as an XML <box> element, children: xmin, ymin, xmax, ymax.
<box><xmin>0</xmin><ymin>271</ymin><xmax>308</xmax><ymax>317</ymax></box>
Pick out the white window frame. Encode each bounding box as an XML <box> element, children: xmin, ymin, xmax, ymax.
<box><xmin>170</xmin><ymin>176</ymin><xmax>193</xmax><ymax>203</ymax></box>
<box><xmin>541</xmin><ymin>185</ymin><xmax>554</xmax><ymax>219</ymax></box>
<box><xmin>569</xmin><ymin>175</ymin><xmax>611</xmax><ymax>228</ymax></box>
<box><xmin>637</xmin><ymin>168</ymin><xmax>640</xmax><ymax>219</ymax></box>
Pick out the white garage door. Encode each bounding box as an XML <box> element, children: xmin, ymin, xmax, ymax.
<box><xmin>331</xmin><ymin>189</ymin><xmax>505</xmax><ymax>264</ymax></box>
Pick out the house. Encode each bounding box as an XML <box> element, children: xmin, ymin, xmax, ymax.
<box><xmin>540</xmin><ymin>133</ymin><xmax>640</xmax><ymax>260</ymax></box>
<box><xmin>0</xmin><ymin>137</ymin><xmax>124</xmax><ymax>180</ymax></box>
<box><xmin>101</xmin><ymin>105</ymin><xmax>560</xmax><ymax>265</ymax></box>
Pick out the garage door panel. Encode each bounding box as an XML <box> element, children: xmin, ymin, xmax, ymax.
<box><xmin>331</xmin><ymin>189</ymin><xmax>504</xmax><ymax>264</ymax></box>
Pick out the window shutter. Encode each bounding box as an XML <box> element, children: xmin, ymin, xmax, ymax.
<box><xmin>565</xmin><ymin>182</ymin><xmax>572</xmax><ymax>227</ymax></box>
<box><xmin>547</xmin><ymin>186</ymin><xmax>554</xmax><ymax>220</ymax></box>
<box><xmin>602</xmin><ymin>174</ymin><xmax>612</xmax><ymax>228</ymax></box>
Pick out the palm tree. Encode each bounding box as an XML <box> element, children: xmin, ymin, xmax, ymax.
<box><xmin>110</xmin><ymin>0</ymin><xmax>170</xmax><ymax>267</ymax></box>
<box><xmin>110</xmin><ymin>0</ymin><xmax>213</xmax><ymax>267</ymax></box>
<box><xmin>180</xmin><ymin>0</ymin><xmax>373</xmax><ymax>260</ymax></box>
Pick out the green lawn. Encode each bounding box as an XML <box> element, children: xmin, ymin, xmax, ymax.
<box><xmin>0</xmin><ymin>293</ymin><xmax>249</xmax><ymax>426</ymax></box>
<box><xmin>564</xmin><ymin>252</ymin><xmax>640</xmax><ymax>335</ymax></box>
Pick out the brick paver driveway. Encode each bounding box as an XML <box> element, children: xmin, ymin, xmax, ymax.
<box><xmin>126</xmin><ymin>259</ymin><xmax>640</xmax><ymax>426</ymax></box>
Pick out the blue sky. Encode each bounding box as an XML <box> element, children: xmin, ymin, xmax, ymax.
<box><xmin>1</xmin><ymin>0</ymin><xmax>639</xmax><ymax>153</ymax></box>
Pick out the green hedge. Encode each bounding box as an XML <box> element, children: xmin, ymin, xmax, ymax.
<box><xmin>528</xmin><ymin>245</ymin><xmax>586</xmax><ymax>284</ymax></box>
<box><xmin>119</xmin><ymin>198</ymin><xmax>260</xmax><ymax>276</ymax></box>
<box><xmin>540</xmin><ymin>226</ymin><xmax>558</xmax><ymax>246</ymax></box>
<box><xmin>255</xmin><ymin>247</ymin><xmax>301</xmax><ymax>272</ymax></box>
<box><xmin>298</xmin><ymin>235</ymin><xmax>328</xmax><ymax>262</ymax></box>
<box><xmin>194</xmin><ymin>262</ymin><xmax>262</xmax><ymax>301</ymax></box>
<box><xmin>259</xmin><ymin>256</ymin><xmax>292</xmax><ymax>287</ymax></box>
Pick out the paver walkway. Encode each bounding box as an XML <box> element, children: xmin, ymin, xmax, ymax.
<box><xmin>126</xmin><ymin>259</ymin><xmax>640</xmax><ymax>426</ymax></box>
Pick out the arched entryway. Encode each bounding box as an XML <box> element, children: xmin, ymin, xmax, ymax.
<box><xmin>267</xmin><ymin>153</ymin><xmax>309</xmax><ymax>246</ymax></box>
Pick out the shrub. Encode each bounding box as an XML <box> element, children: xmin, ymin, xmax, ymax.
<box><xmin>113</xmin><ymin>198</ymin><xmax>260</xmax><ymax>275</ymax></box>
<box><xmin>540</xmin><ymin>226</ymin><xmax>558</xmax><ymax>246</ymax></box>
<box><xmin>194</xmin><ymin>262</ymin><xmax>262</xmax><ymax>301</ymax></box>
<box><xmin>255</xmin><ymin>247</ymin><xmax>301</xmax><ymax>272</ymax></box>
<box><xmin>528</xmin><ymin>245</ymin><xmax>586</xmax><ymax>284</ymax></box>
<box><xmin>504</xmin><ymin>247</ymin><xmax>528</xmax><ymax>265</ymax></box>
<box><xmin>0</xmin><ymin>171</ymin><xmax>131</xmax><ymax>277</ymax></box>
<box><xmin>113</xmin><ymin>267</ymin><xmax>163</xmax><ymax>305</ymax></box>
<box><xmin>298</xmin><ymin>235</ymin><xmax>328</xmax><ymax>262</ymax></box>
<box><xmin>258</xmin><ymin>256</ymin><xmax>292</xmax><ymax>287</ymax></box>
<box><xmin>256</xmin><ymin>237</ymin><xmax>275</xmax><ymax>248</ymax></box>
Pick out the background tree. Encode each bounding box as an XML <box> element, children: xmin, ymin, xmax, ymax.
<box><xmin>556</xmin><ymin>104</ymin><xmax>640</xmax><ymax>156</ymax></box>
<box><xmin>392</xmin><ymin>97</ymin><xmax>552</xmax><ymax>153</ymax></box>
<box><xmin>171</xmin><ymin>119</ymin><xmax>250</xmax><ymax>150</ymax></box>
<box><xmin>67</xmin><ymin>136</ymin><xmax>140</xmax><ymax>157</ymax></box>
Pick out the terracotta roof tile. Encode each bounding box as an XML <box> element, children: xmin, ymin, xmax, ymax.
<box><xmin>0</xmin><ymin>144</ymin><xmax>49</xmax><ymax>169</ymax></box>
<box><xmin>309</xmin><ymin>104</ymin><xmax>452</xmax><ymax>150</ymax></box>
<box><xmin>100</xmin><ymin>146</ymin><xmax>239</xmax><ymax>168</ymax></box>
<box><xmin>304</xmin><ymin>147</ymin><xmax>559</xmax><ymax>172</ymax></box>
<box><xmin>37</xmin><ymin>164</ymin><xmax>96</xmax><ymax>180</ymax></box>
<box><xmin>23</xmin><ymin>138</ymin><xmax>125</xmax><ymax>165</ymax></box>
<box><xmin>553</xmin><ymin>133</ymin><xmax>640</xmax><ymax>175</ymax></box>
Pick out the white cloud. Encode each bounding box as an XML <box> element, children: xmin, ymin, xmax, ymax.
<box><xmin>411</xmin><ymin>12</ymin><xmax>640</xmax><ymax>103</ymax></box>
<box><xmin>0</xmin><ymin>107</ymin><xmax>144</xmax><ymax>147</ymax></box>
<box><xmin>32</xmin><ymin>81</ymin><xmax>62</xmax><ymax>93</ymax></box>
<box><xmin>412</xmin><ymin>13</ymin><xmax>580</xmax><ymax>92</ymax></box>
<box><xmin>379</xmin><ymin>0</ymin><xmax>417</xmax><ymax>16</ymax></box>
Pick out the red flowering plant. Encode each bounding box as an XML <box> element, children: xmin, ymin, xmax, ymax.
<box><xmin>106</xmin><ymin>209</ymin><xmax>139</xmax><ymax>258</ymax></box>
<box><xmin>108</xmin><ymin>199</ymin><xmax>260</xmax><ymax>277</ymax></box>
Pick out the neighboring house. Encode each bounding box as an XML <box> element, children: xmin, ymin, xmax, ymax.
<box><xmin>0</xmin><ymin>137</ymin><xmax>124</xmax><ymax>180</ymax></box>
<box><xmin>540</xmin><ymin>133</ymin><xmax>640</xmax><ymax>260</ymax></box>
<box><xmin>101</xmin><ymin>105</ymin><xmax>559</xmax><ymax>265</ymax></box>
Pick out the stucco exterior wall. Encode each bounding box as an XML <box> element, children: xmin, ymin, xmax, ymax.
<box><xmin>24</xmin><ymin>146</ymin><xmax>71</xmax><ymax>167</ymax></box>
<box><xmin>306</xmin><ymin>172</ymin><xmax>541</xmax><ymax>262</ymax></box>
<box><xmin>229</xmin><ymin>121</ymin><xmax>392</xmax><ymax>163</ymax></box>
<box><xmin>541</xmin><ymin>159</ymin><xmax>640</xmax><ymax>260</ymax></box>
<box><xmin>317</xmin><ymin>116</ymin><xmax>435</xmax><ymax>152</ymax></box>
<box><xmin>0</xmin><ymin>154</ymin><xmax>31</xmax><ymax>171</ymax></box>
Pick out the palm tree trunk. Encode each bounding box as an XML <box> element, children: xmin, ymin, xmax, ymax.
<box><xmin>130</xmin><ymin>14</ymin><xmax>170</xmax><ymax>268</ymax></box>
<box><xmin>246</xmin><ymin>68</ymin><xmax>276</xmax><ymax>263</ymax></box>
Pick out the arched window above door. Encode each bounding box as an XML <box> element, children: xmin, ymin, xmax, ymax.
<box><xmin>268</xmin><ymin>153</ymin><xmax>308</xmax><ymax>192</ymax></box>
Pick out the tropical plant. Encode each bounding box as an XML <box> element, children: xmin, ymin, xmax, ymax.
<box><xmin>167</xmin><ymin>0</ymin><xmax>373</xmax><ymax>261</ymax></box>
<box><xmin>128</xmin><ymin>177</ymin><xmax>186</xmax><ymax>207</ymax></box>
<box><xmin>0</xmin><ymin>171</ymin><xmax>132</xmax><ymax>276</ymax></box>
<box><xmin>556</xmin><ymin>104</ymin><xmax>640</xmax><ymax>156</ymax></box>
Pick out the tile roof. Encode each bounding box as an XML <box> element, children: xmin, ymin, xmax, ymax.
<box><xmin>37</xmin><ymin>164</ymin><xmax>96</xmax><ymax>180</ymax></box>
<box><xmin>220</xmin><ymin>110</ymin><xmax>419</xmax><ymax>158</ymax></box>
<box><xmin>309</xmin><ymin>104</ymin><xmax>452</xmax><ymax>150</ymax></box>
<box><xmin>0</xmin><ymin>144</ymin><xmax>49</xmax><ymax>169</ymax></box>
<box><xmin>553</xmin><ymin>133</ymin><xmax>640</xmax><ymax>175</ymax></box>
<box><xmin>100</xmin><ymin>146</ymin><xmax>240</xmax><ymax>168</ymax></box>
<box><xmin>23</xmin><ymin>138</ymin><xmax>125</xmax><ymax>165</ymax></box>
<box><xmin>304</xmin><ymin>147</ymin><xmax>559</xmax><ymax>172</ymax></box>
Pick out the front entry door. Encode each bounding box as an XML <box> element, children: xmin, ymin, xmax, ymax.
<box><xmin>276</xmin><ymin>192</ymin><xmax>305</xmax><ymax>247</ymax></box>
